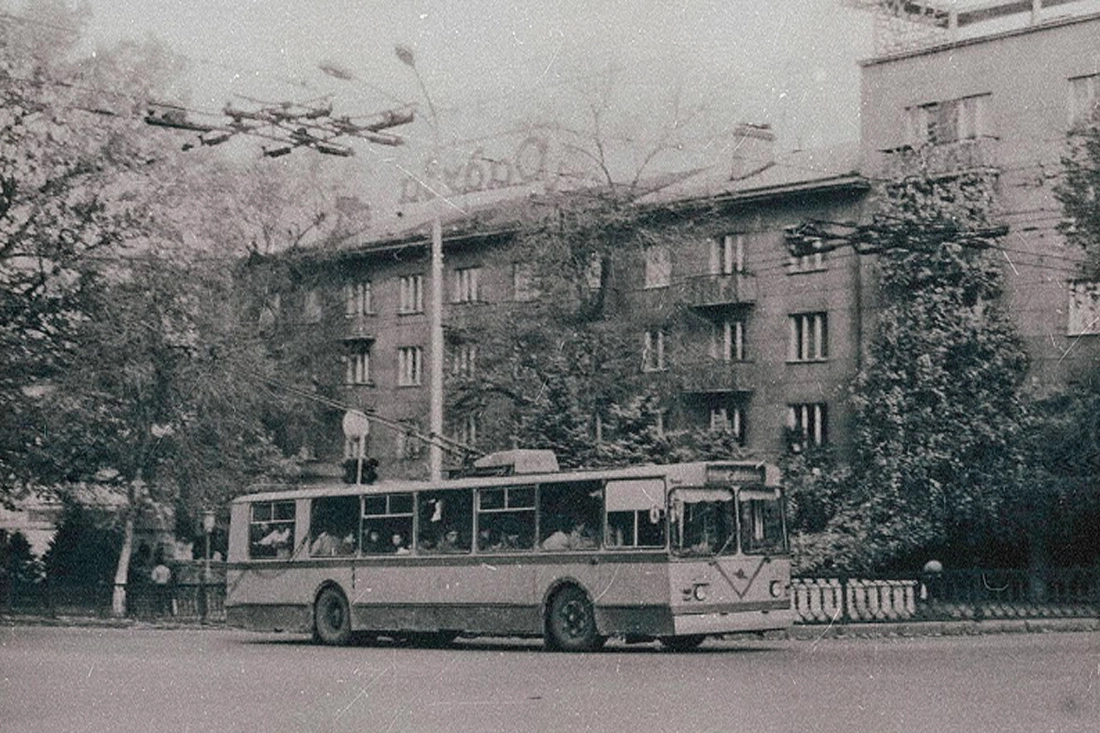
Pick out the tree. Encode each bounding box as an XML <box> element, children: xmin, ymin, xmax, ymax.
<box><xmin>1056</xmin><ymin>121</ymin><xmax>1100</xmax><ymax>278</ymax></box>
<box><xmin>812</xmin><ymin>170</ymin><xmax>1031</xmax><ymax>572</ymax></box>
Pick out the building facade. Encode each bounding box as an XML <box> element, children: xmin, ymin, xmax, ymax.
<box><xmin>258</xmin><ymin>2</ymin><xmax>1100</xmax><ymax>481</ymax></box>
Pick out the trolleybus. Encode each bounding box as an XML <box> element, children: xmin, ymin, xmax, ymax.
<box><xmin>225</xmin><ymin>450</ymin><xmax>792</xmax><ymax>651</ymax></box>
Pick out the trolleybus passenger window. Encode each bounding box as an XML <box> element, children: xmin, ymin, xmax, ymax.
<box><xmin>418</xmin><ymin>490</ymin><xmax>473</xmax><ymax>553</ymax></box>
<box><xmin>477</xmin><ymin>486</ymin><xmax>535</xmax><ymax>552</ymax></box>
<box><xmin>310</xmin><ymin>495</ymin><xmax>359</xmax><ymax>556</ymax></box>
<box><xmin>538</xmin><ymin>480</ymin><xmax>602</xmax><ymax>551</ymax></box>
<box><xmin>362</xmin><ymin>493</ymin><xmax>414</xmax><ymax>554</ymax></box>
<box><xmin>738</xmin><ymin>487</ymin><xmax>787</xmax><ymax>554</ymax></box>
<box><xmin>605</xmin><ymin>479</ymin><xmax>666</xmax><ymax>548</ymax></box>
<box><xmin>249</xmin><ymin>500</ymin><xmax>296</xmax><ymax>559</ymax></box>
<box><xmin>669</xmin><ymin>488</ymin><xmax>735</xmax><ymax>557</ymax></box>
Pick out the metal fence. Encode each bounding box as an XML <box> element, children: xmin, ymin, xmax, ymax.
<box><xmin>792</xmin><ymin>567</ymin><xmax>1100</xmax><ymax>624</ymax></box>
<box><xmin>5</xmin><ymin>566</ymin><xmax>1098</xmax><ymax>626</ymax></box>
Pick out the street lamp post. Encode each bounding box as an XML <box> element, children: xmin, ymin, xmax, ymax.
<box><xmin>396</xmin><ymin>44</ymin><xmax>445</xmax><ymax>482</ymax></box>
<box><xmin>201</xmin><ymin>509</ymin><xmax>215</xmax><ymax>623</ymax></box>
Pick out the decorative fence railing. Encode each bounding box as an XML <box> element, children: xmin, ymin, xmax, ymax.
<box><xmin>792</xmin><ymin>568</ymin><xmax>1100</xmax><ymax>624</ymax></box>
<box><xmin>5</xmin><ymin>567</ymin><xmax>1098</xmax><ymax>626</ymax></box>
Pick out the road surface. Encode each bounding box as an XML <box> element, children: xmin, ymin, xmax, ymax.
<box><xmin>1</xmin><ymin>625</ymin><xmax>1097</xmax><ymax>733</ymax></box>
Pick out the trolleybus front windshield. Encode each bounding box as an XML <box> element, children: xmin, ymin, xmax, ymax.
<box><xmin>670</xmin><ymin>488</ymin><xmax>736</xmax><ymax>557</ymax></box>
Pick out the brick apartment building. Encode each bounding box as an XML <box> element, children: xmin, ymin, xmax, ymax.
<box><xmin>257</xmin><ymin>1</ymin><xmax>1100</xmax><ymax>481</ymax></box>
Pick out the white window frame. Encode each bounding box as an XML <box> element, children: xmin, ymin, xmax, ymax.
<box><xmin>398</xmin><ymin>274</ymin><xmax>424</xmax><ymax>314</ymax></box>
<box><xmin>1069</xmin><ymin>74</ymin><xmax>1100</xmax><ymax>127</ymax></box>
<box><xmin>711</xmin><ymin>234</ymin><xmax>745</xmax><ymax>276</ymax></box>
<box><xmin>453</xmin><ymin>266</ymin><xmax>481</xmax><ymax>304</ymax></box>
<box><xmin>452</xmin><ymin>342</ymin><xmax>478</xmax><ymax>377</ymax></box>
<box><xmin>906</xmin><ymin>94</ymin><xmax>989</xmax><ymax>146</ymax></box>
<box><xmin>397</xmin><ymin>346</ymin><xmax>423</xmax><ymax>386</ymax></box>
<box><xmin>788</xmin><ymin>312</ymin><xmax>828</xmax><ymax>362</ymax></box>
<box><xmin>644</xmin><ymin>246</ymin><xmax>671</xmax><ymax>289</ymax></box>
<box><xmin>454</xmin><ymin>412</ymin><xmax>478</xmax><ymax>447</ymax></box>
<box><xmin>642</xmin><ymin>329</ymin><xmax>666</xmax><ymax>372</ymax></box>
<box><xmin>711</xmin><ymin>319</ymin><xmax>745</xmax><ymax>362</ymax></box>
<box><xmin>788</xmin><ymin>403</ymin><xmax>828</xmax><ymax>448</ymax></box>
<box><xmin>343</xmin><ymin>347</ymin><xmax>372</xmax><ymax>385</ymax></box>
<box><xmin>343</xmin><ymin>281</ymin><xmax>373</xmax><ymax>317</ymax></box>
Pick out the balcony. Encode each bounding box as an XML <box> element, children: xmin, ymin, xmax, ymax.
<box><xmin>343</xmin><ymin>316</ymin><xmax>377</xmax><ymax>342</ymax></box>
<box><xmin>881</xmin><ymin>138</ymin><xmax>999</xmax><ymax>180</ymax></box>
<box><xmin>679</xmin><ymin>273</ymin><xmax>757</xmax><ymax>309</ymax></box>
<box><xmin>674</xmin><ymin>359</ymin><xmax>755</xmax><ymax>394</ymax></box>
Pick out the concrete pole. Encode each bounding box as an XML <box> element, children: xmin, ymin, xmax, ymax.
<box><xmin>429</xmin><ymin>213</ymin><xmax>444</xmax><ymax>482</ymax></box>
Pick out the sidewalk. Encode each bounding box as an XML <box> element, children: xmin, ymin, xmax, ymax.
<box><xmin>784</xmin><ymin>616</ymin><xmax>1100</xmax><ymax>640</ymax></box>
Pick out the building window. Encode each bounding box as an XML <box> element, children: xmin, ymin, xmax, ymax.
<box><xmin>396</xmin><ymin>421</ymin><xmax>425</xmax><ymax>459</ymax></box>
<box><xmin>398</xmin><ymin>274</ymin><xmax>424</xmax><ymax>314</ymax></box>
<box><xmin>453</xmin><ymin>266</ymin><xmax>481</xmax><ymax>304</ymax></box>
<box><xmin>906</xmin><ymin>94</ymin><xmax>988</xmax><ymax>146</ymax></box>
<box><xmin>789</xmin><ymin>248</ymin><xmax>826</xmax><ymax>273</ymax></box>
<box><xmin>711</xmin><ymin>318</ymin><xmax>745</xmax><ymax>362</ymax></box>
<box><xmin>585</xmin><ymin>253</ymin><xmax>604</xmax><ymax>290</ymax></box>
<box><xmin>644</xmin><ymin>245</ymin><xmax>671</xmax><ymax>289</ymax></box>
<box><xmin>642</xmin><ymin>329</ymin><xmax>666</xmax><ymax>372</ymax></box>
<box><xmin>343</xmin><ymin>281</ymin><xmax>373</xmax><ymax>316</ymax></box>
<box><xmin>343</xmin><ymin>344</ymin><xmax>372</xmax><ymax>385</ymax></box>
<box><xmin>711</xmin><ymin>234</ymin><xmax>745</xmax><ymax>275</ymax></box>
<box><xmin>1070</xmin><ymin>74</ymin><xmax>1100</xmax><ymax>127</ymax></box>
<box><xmin>454</xmin><ymin>412</ymin><xmax>478</xmax><ymax>447</ymax></box>
<box><xmin>398</xmin><ymin>346</ymin><xmax>423</xmax><ymax>386</ymax></box>
<box><xmin>513</xmin><ymin>262</ymin><xmax>538</xmax><ymax>301</ymax></box>
<box><xmin>452</xmin><ymin>342</ymin><xmax>477</xmax><ymax>377</ymax></box>
<box><xmin>1068</xmin><ymin>280</ymin><xmax>1100</xmax><ymax>336</ymax></box>
<box><xmin>709</xmin><ymin>405</ymin><xmax>745</xmax><ymax>443</ymax></box>
<box><xmin>788</xmin><ymin>312</ymin><xmax>828</xmax><ymax>362</ymax></box>
<box><xmin>303</xmin><ymin>289</ymin><xmax>322</xmax><ymax>323</ymax></box>
<box><xmin>788</xmin><ymin>403</ymin><xmax>828</xmax><ymax>450</ymax></box>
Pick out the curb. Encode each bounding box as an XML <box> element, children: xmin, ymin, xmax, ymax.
<box><xmin>785</xmin><ymin>617</ymin><xmax>1100</xmax><ymax>640</ymax></box>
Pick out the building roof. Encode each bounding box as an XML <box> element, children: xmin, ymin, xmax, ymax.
<box><xmin>305</xmin><ymin>143</ymin><xmax>866</xmax><ymax>261</ymax></box>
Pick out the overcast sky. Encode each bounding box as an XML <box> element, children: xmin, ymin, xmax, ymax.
<box><xmin>77</xmin><ymin>1</ymin><xmax>875</xmax><ymax>217</ymax></box>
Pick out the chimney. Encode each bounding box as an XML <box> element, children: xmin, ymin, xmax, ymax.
<box><xmin>730</xmin><ymin>123</ymin><xmax>775</xmax><ymax>180</ymax></box>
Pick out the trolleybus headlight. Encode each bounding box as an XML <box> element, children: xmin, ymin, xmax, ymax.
<box><xmin>769</xmin><ymin>580</ymin><xmax>786</xmax><ymax>598</ymax></box>
<box><xmin>693</xmin><ymin>583</ymin><xmax>709</xmax><ymax>602</ymax></box>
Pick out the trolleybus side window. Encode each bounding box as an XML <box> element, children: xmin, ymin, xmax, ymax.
<box><xmin>418</xmin><ymin>490</ymin><xmax>473</xmax><ymax>553</ymax></box>
<box><xmin>605</xmin><ymin>479</ymin><xmax>666</xmax><ymax>548</ymax></box>
<box><xmin>669</xmin><ymin>488</ymin><xmax>735</xmax><ymax>557</ymax></box>
<box><xmin>539</xmin><ymin>480</ymin><xmax>602</xmax><ymax>551</ymax></box>
<box><xmin>738</xmin><ymin>487</ymin><xmax>787</xmax><ymax>555</ymax></box>
<box><xmin>362</xmin><ymin>494</ymin><xmax>414</xmax><ymax>554</ymax></box>
<box><xmin>477</xmin><ymin>485</ymin><xmax>535</xmax><ymax>552</ymax></box>
<box><xmin>249</xmin><ymin>500</ymin><xmax>296</xmax><ymax>559</ymax></box>
<box><xmin>310</xmin><ymin>495</ymin><xmax>359</xmax><ymax>557</ymax></box>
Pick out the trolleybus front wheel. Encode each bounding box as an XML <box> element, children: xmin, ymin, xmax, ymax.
<box><xmin>658</xmin><ymin>634</ymin><xmax>706</xmax><ymax>651</ymax></box>
<box><xmin>546</xmin><ymin>586</ymin><xmax>605</xmax><ymax>652</ymax></box>
<box><xmin>314</xmin><ymin>586</ymin><xmax>352</xmax><ymax>646</ymax></box>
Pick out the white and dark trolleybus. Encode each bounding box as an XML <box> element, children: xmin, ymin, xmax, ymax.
<box><xmin>226</xmin><ymin>450</ymin><xmax>792</xmax><ymax>651</ymax></box>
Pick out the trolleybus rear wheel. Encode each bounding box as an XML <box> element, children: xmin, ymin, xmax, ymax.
<box><xmin>658</xmin><ymin>634</ymin><xmax>706</xmax><ymax>651</ymax></box>
<box><xmin>546</xmin><ymin>586</ymin><xmax>603</xmax><ymax>652</ymax></box>
<box><xmin>314</xmin><ymin>587</ymin><xmax>352</xmax><ymax>646</ymax></box>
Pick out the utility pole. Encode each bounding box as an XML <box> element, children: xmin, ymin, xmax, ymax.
<box><xmin>396</xmin><ymin>44</ymin><xmax>445</xmax><ymax>482</ymax></box>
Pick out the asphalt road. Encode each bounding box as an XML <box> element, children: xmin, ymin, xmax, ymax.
<box><xmin>1</xmin><ymin>625</ymin><xmax>1097</xmax><ymax>733</ymax></box>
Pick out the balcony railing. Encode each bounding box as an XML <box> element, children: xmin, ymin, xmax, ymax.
<box><xmin>679</xmin><ymin>273</ymin><xmax>757</xmax><ymax>308</ymax></box>
<box><xmin>343</xmin><ymin>316</ymin><xmax>377</xmax><ymax>341</ymax></box>
<box><xmin>881</xmin><ymin>138</ymin><xmax>999</xmax><ymax>180</ymax></box>
<box><xmin>675</xmin><ymin>359</ymin><xmax>755</xmax><ymax>394</ymax></box>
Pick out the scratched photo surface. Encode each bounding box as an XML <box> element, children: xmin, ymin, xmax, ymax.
<box><xmin>3</xmin><ymin>1</ymin><xmax>1099</xmax><ymax>732</ymax></box>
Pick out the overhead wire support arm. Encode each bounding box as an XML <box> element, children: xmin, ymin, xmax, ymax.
<box><xmin>144</xmin><ymin>98</ymin><xmax>413</xmax><ymax>155</ymax></box>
